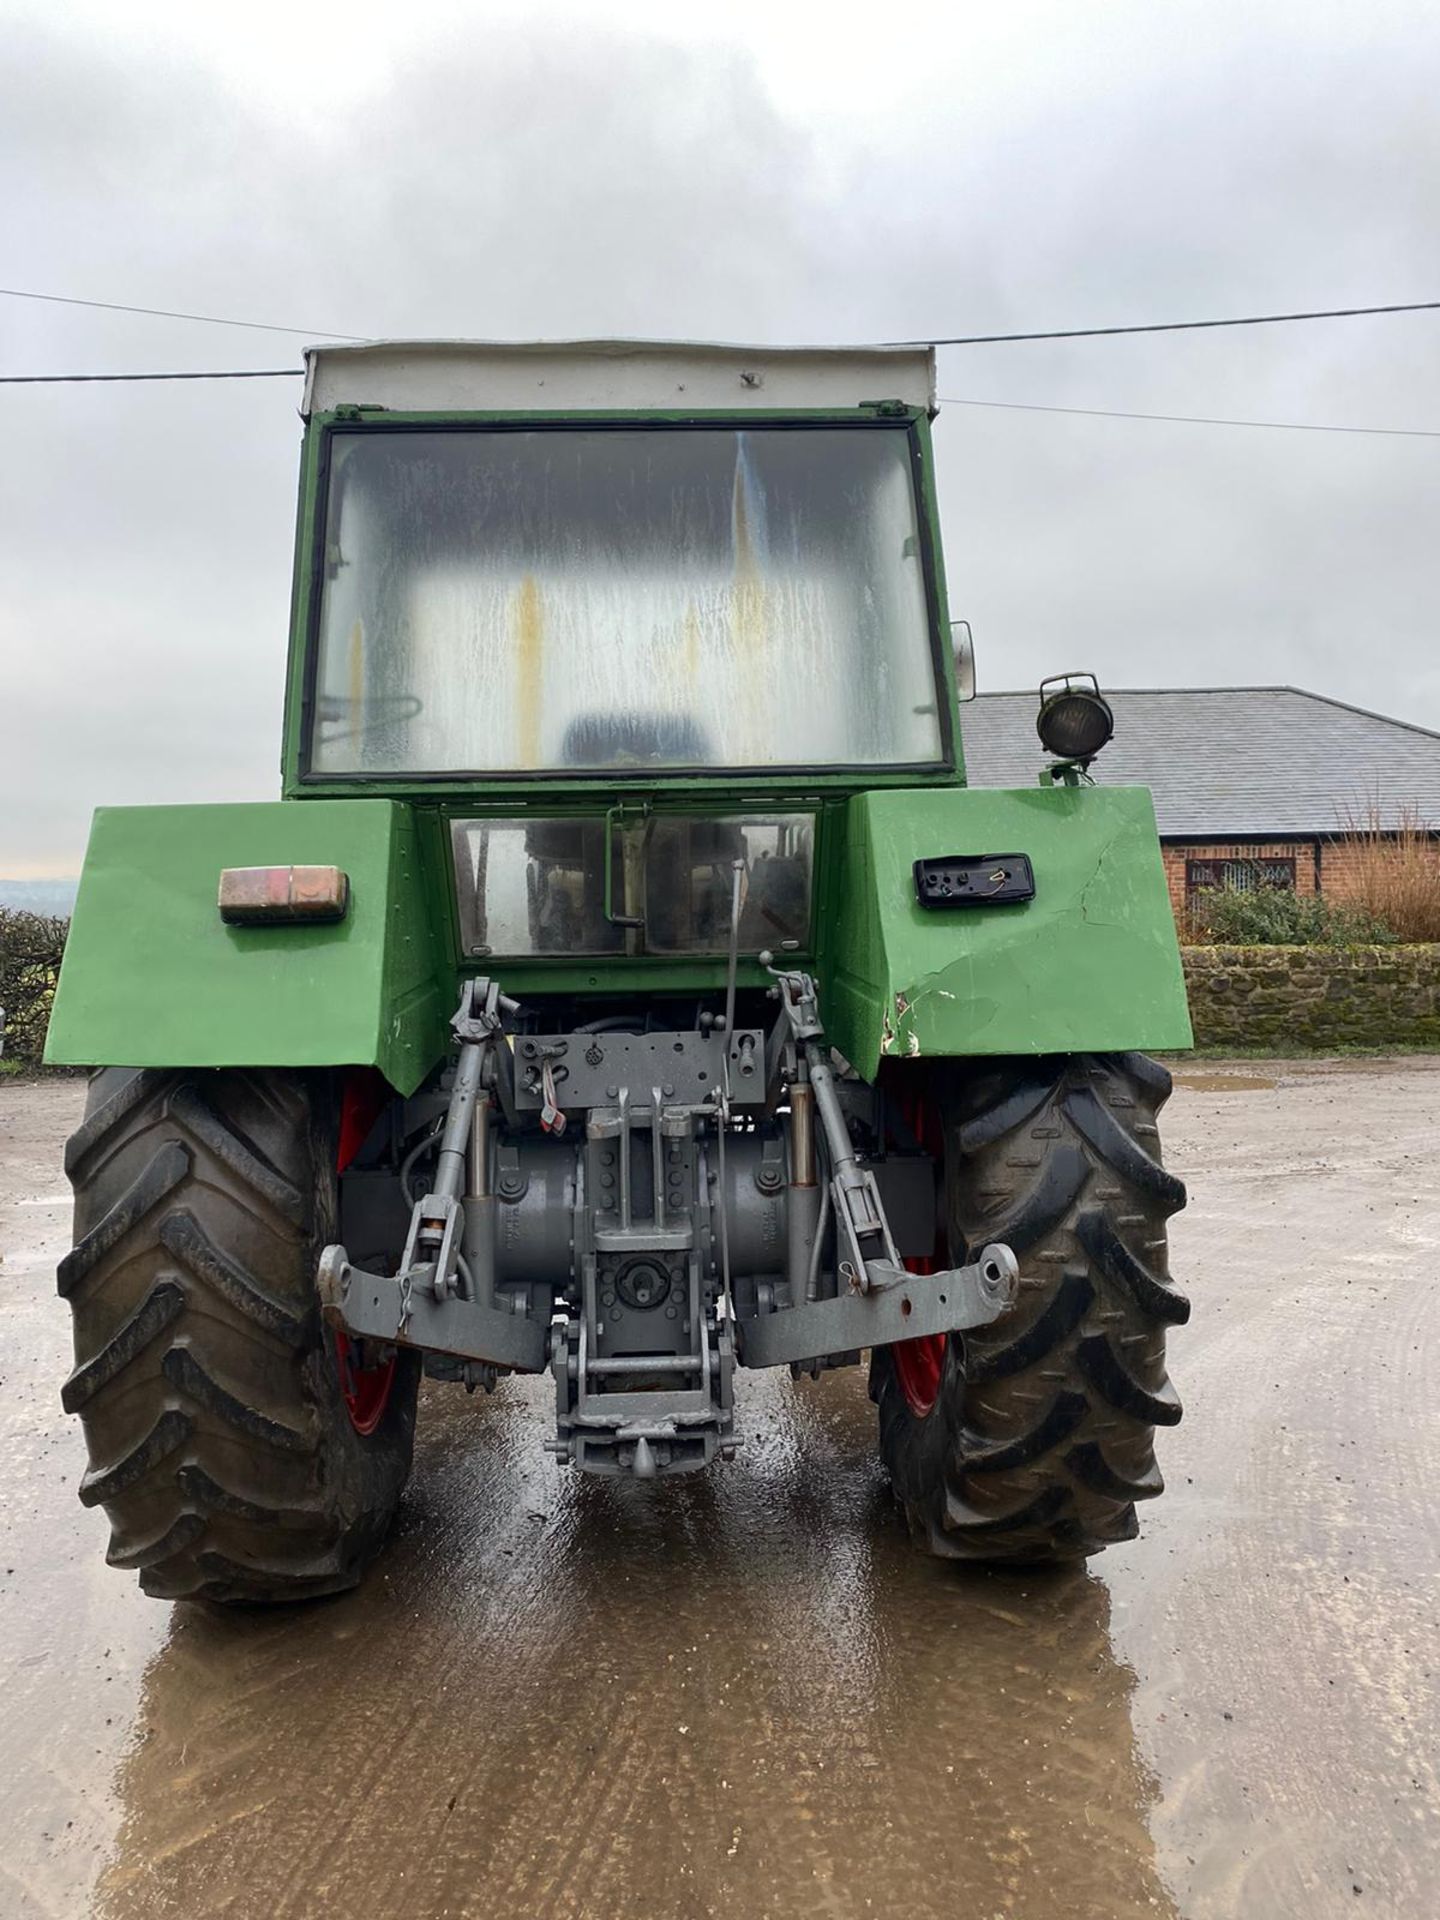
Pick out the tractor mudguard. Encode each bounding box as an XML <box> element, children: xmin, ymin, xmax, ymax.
<box><xmin>823</xmin><ymin>784</ymin><xmax>1192</xmax><ymax>1075</ymax></box>
<box><xmin>45</xmin><ymin>800</ymin><xmax>449</xmax><ymax>1094</ymax></box>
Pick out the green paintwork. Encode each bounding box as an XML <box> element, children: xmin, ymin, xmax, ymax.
<box><xmin>822</xmin><ymin>784</ymin><xmax>1194</xmax><ymax>1077</ymax></box>
<box><xmin>45</xmin><ymin>800</ymin><xmax>449</xmax><ymax>1094</ymax></box>
<box><xmin>52</xmin><ymin>386</ymin><xmax>1193</xmax><ymax>1084</ymax></box>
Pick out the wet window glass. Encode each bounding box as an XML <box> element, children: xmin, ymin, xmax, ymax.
<box><xmin>452</xmin><ymin>814</ymin><xmax>814</xmax><ymax>957</ymax></box>
<box><xmin>311</xmin><ymin>428</ymin><xmax>942</xmax><ymax>774</ymax></box>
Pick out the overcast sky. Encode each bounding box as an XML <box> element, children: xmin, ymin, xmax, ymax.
<box><xmin>3</xmin><ymin>0</ymin><xmax>1438</xmax><ymax>875</ymax></box>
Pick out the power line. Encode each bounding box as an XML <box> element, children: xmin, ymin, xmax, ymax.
<box><xmin>3</xmin><ymin>283</ymin><xmax>1439</xmax><ymax>353</ymax></box>
<box><xmin>0</xmin><ymin>285</ymin><xmax>366</xmax><ymax>341</ymax></box>
<box><xmin>0</xmin><ymin>367</ymin><xmax>303</xmax><ymax>384</ymax></box>
<box><xmin>938</xmin><ymin>394</ymin><xmax>1440</xmax><ymax>438</ymax></box>
<box><xmin>900</xmin><ymin>298</ymin><xmax>1440</xmax><ymax>347</ymax></box>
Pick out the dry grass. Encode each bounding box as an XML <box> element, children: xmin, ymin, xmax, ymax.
<box><xmin>1333</xmin><ymin>799</ymin><xmax>1440</xmax><ymax>942</ymax></box>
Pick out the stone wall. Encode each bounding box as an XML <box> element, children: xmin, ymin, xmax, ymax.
<box><xmin>1181</xmin><ymin>944</ymin><xmax>1440</xmax><ymax>1050</ymax></box>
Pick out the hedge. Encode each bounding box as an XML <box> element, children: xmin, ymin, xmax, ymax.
<box><xmin>0</xmin><ymin>909</ymin><xmax>69</xmax><ymax>1065</ymax></box>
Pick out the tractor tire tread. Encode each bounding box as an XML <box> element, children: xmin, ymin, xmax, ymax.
<box><xmin>106</xmin><ymin>1509</ymin><xmax>208</xmax><ymax>1571</ymax></box>
<box><xmin>159</xmin><ymin>1346</ymin><xmax>314</xmax><ymax>1451</ymax></box>
<box><xmin>962</xmin><ymin>1269</ymin><xmax>1094</xmax><ymax>1381</ymax></box>
<box><xmin>60</xmin><ymin>1067</ymin><xmax>417</xmax><ymax>1604</ymax></box>
<box><xmin>174</xmin><ymin>1462</ymin><xmax>337</xmax><ymax>1531</ymax></box>
<box><xmin>79</xmin><ymin>1409</ymin><xmax>194</xmax><ymax>1508</ymax></box>
<box><xmin>873</xmin><ymin>1052</ymin><xmax>1186</xmax><ymax>1564</ymax></box>
<box><xmin>60</xmin><ymin>1277</ymin><xmax>186</xmax><ymax>1412</ymax></box>
<box><xmin>164</xmin><ymin>1083</ymin><xmax>306</xmax><ymax>1226</ymax></box>
<box><xmin>158</xmin><ymin>1209</ymin><xmax>311</xmax><ymax>1345</ymax></box>
<box><xmin>57</xmin><ymin>1142</ymin><xmax>191</xmax><ymax>1296</ymax></box>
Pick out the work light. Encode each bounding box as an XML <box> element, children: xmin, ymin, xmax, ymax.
<box><xmin>1035</xmin><ymin>672</ymin><xmax>1114</xmax><ymax>763</ymax></box>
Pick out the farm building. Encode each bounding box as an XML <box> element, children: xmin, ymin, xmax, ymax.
<box><xmin>960</xmin><ymin>685</ymin><xmax>1440</xmax><ymax>919</ymax></box>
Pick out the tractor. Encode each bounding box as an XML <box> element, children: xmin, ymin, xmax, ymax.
<box><xmin>47</xmin><ymin>340</ymin><xmax>1192</xmax><ymax>1603</ymax></box>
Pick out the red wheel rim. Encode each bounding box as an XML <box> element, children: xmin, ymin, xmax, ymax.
<box><xmin>335</xmin><ymin>1328</ymin><xmax>396</xmax><ymax>1436</ymax></box>
<box><xmin>334</xmin><ymin>1069</ymin><xmax>396</xmax><ymax>1435</ymax></box>
<box><xmin>887</xmin><ymin>1074</ymin><xmax>949</xmax><ymax>1421</ymax></box>
<box><xmin>892</xmin><ymin>1254</ymin><xmax>947</xmax><ymax>1420</ymax></box>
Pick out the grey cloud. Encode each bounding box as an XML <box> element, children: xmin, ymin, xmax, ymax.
<box><xmin>2</xmin><ymin>6</ymin><xmax>1439</xmax><ymax>871</ymax></box>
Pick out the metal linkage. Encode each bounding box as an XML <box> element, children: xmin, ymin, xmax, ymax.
<box><xmin>758</xmin><ymin>958</ymin><xmax>1019</xmax><ymax>1351</ymax></box>
<box><xmin>318</xmin><ymin>979</ymin><xmax>548</xmax><ymax>1374</ymax></box>
<box><xmin>511</xmin><ymin>1030</ymin><xmax>761</xmax><ymax>1114</ymax></box>
<box><xmin>317</xmin><ymin>1245</ymin><xmax>548</xmax><ymax>1374</ymax></box>
<box><xmin>318</xmin><ymin>962</ymin><xmax>1019</xmax><ymax>1471</ymax></box>
<box><xmin>396</xmin><ymin>978</ymin><xmax>514</xmax><ymax>1299</ymax></box>
<box><xmin>551</xmin><ymin>1246</ymin><xmax>734</xmax><ymax>1478</ymax></box>
<box><xmin>765</xmin><ymin>967</ymin><xmax>904</xmax><ymax>1293</ymax></box>
<box><xmin>547</xmin><ymin>1065</ymin><xmax>733</xmax><ymax>1475</ymax></box>
<box><xmin>529</xmin><ymin>867</ymin><xmax>755</xmax><ymax>1476</ymax></box>
<box><xmin>739</xmin><ymin>1243</ymin><xmax>1017</xmax><ymax>1369</ymax></box>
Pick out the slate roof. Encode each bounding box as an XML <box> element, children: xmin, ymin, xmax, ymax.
<box><xmin>959</xmin><ymin>687</ymin><xmax>1440</xmax><ymax>838</ymax></box>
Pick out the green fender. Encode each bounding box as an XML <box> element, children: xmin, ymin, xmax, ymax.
<box><xmin>45</xmin><ymin>800</ymin><xmax>450</xmax><ymax>1095</ymax></box>
<box><xmin>822</xmin><ymin>785</ymin><xmax>1193</xmax><ymax>1076</ymax></box>
<box><xmin>46</xmin><ymin>786</ymin><xmax>1191</xmax><ymax>1092</ymax></box>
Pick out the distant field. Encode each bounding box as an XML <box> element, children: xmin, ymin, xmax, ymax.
<box><xmin>0</xmin><ymin>878</ymin><xmax>77</xmax><ymax>916</ymax></box>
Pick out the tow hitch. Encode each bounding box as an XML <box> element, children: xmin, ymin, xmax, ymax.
<box><xmin>318</xmin><ymin>968</ymin><xmax>1018</xmax><ymax>1479</ymax></box>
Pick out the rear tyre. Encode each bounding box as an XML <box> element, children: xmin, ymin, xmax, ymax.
<box><xmin>59</xmin><ymin>1067</ymin><xmax>419</xmax><ymax>1604</ymax></box>
<box><xmin>872</xmin><ymin>1053</ymin><xmax>1188</xmax><ymax>1563</ymax></box>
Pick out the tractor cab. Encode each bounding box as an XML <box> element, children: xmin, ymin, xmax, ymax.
<box><xmin>293</xmin><ymin>340</ymin><xmax>956</xmax><ymax>785</ymax></box>
<box><xmin>288</xmin><ymin>341</ymin><xmax>960</xmax><ymax>971</ymax></box>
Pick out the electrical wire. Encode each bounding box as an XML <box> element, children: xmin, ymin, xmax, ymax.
<box><xmin>937</xmin><ymin>394</ymin><xmax>1440</xmax><ymax>438</ymax></box>
<box><xmin>0</xmin><ymin>368</ymin><xmax>303</xmax><ymax>384</ymax></box>
<box><xmin>2</xmin><ymin>283</ymin><xmax>1437</xmax><ymax>369</ymax></box>
<box><xmin>0</xmin><ymin>284</ymin><xmax>366</xmax><ymax>340</ymax></box>
<box><xmin>804</xmin><ymin>1167</ymin><xmax>832</xmax><ymax>1306</ymax></box>
<box><xmin>400</xmin><ymin>1121</ymin><xmax>446</xmax><ymax>1208</ymax></box>
<box><xmin>898</xmin><ymin>298</ymin><xmax>1440</xmax><ymax>347</ymax></box>
<box><xmin>3</xmin><ymin>283</ymin><xmax>1437</xmax><ymax>432</ymax></box>
<box><xmin>455</xmin><ymin>1251</ymin><xmax>475</xmax><ymax>1300</ymax></box>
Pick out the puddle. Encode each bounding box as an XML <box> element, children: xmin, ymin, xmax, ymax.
<box><xmin>91</xmin><ymin>1374</ymin><xmax>1175</xmax><ymax>1920</ymax></box>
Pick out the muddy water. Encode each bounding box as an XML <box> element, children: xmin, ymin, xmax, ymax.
<box><xmin>2</xmin><ymin>1061</ymin><xmax>1437</xmax><ymax>1919</ymax></box>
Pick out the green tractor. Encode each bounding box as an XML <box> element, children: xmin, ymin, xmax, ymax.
<box><xmin>47</xmin><ymin>341</ymin><xmax>1192</xmax><ymax>1604</ymax></box>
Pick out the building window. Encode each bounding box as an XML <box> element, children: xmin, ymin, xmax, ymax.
<box><xmin>1186</xmin><ymin>856</ymin><xmax>1296</xmax><ymax>897</ymax></box>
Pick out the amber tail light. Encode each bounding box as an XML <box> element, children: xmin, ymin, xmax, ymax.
<box><xmin>218</xmin><ymin>866</ymin><xmax>350</xmax><ymax>925</ymax></box>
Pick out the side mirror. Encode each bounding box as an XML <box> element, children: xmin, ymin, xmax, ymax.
<box><xmin>951</xmin><ymin>620</ymin><xmax>977</xmax><ymax>702</ymax></box>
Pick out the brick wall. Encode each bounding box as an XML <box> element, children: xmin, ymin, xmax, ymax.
<box><xmin>1163</xmin><ymin>833</ymin><xmax>1440</xmax><ymax>923</ymax></box>
<box><xmin>1161</xmin><ymin>840</ymin><xmax>1317</xmax><ymax>921</ymax></box>
<box><xmin>1319</xmin><ymin>834</ymin><xmax>1440</xmax><ymax>903</ymax></box>
<box><xmin>1182</xmin><ymin>944</ymin><xmax>1440</xmax><ymax>1049</ymax></box>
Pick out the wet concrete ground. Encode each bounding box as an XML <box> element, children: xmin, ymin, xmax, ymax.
<box><xmin>1</xmin><ymin>1060</ymin><xmax>1437</xmax><ymax>1919</ymax></box>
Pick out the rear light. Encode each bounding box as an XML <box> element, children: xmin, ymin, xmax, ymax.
<box><xmin>218</xmin><ymin>865</ymin><xmax>350</xmax><ymax>926</ymax></box>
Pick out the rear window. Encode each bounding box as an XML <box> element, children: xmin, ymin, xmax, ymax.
<box><xmin>452</xmin><ymin>813</ymin><xmax>815</xmax><ymax>956</ymax></box>
<box><xmin>309</xmin><ymin>425</ymin><xmax>943</xmax><ymax>775</ymax></box>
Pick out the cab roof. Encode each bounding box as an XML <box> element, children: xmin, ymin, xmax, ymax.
<box><xmin>301</xmin><ymin>338</ymin><xmax>937</xmax><ymax>419</ymax></box>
